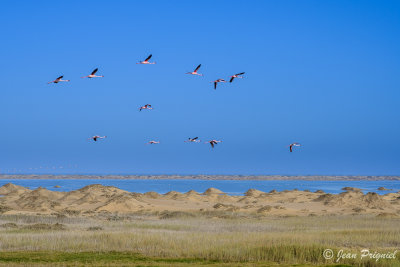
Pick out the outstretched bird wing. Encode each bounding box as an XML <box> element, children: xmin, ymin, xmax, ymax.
<box><xmin>91</xmin><ymin>68</ymin><xmax>98</xmax><ymax>75</ymax></box>
<box><xmin>210</xmin><ymin>142</ymin><xmax>214</xmax><ymax>148</ymax></box>
<box><xmin>194</xmin><ymin>64</ymin><xmax>201</xmax><ymax>72</ymax></box>
<box><xmin>214</xmin><ymin>82</ymin><xmax>217</xmax><ymax>90</ymax></box>
<box><xmin>145</xmin><ymin>54</ymin><xmax>152</xmax><ymax>61</ymax></box>
<box><xmin>193</xmin><ymin>137</ymin><xmax>198</xmax><ymax>140</ymax></box>
<box><xmin>57</xmin><ymin>76</ymin><xmax>63</xmax><ymax>80</ymax></box>
<box><xmin>236</xmin><ymin>72</ymin><xmax>245</xmax><ymax>75</ymax></box>
<box><xmin>229</xmin><ymin>77</ymin><xmax>235</xmax><ymax>83</ymax></box>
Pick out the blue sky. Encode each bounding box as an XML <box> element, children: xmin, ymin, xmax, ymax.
<box><xmin>0</xmin><ymin>0</ymin><xmax>399</xmax><ymax>175</ymax></box>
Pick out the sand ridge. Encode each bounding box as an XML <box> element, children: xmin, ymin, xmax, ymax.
<box><xmin>0</xmin><ymin>183</ymin><xmax>399</xmax><ymax>217</ymax></box>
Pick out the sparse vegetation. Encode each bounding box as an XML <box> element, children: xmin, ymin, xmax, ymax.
<box><xmin>0</xmin><ymin>213</ymin><xmax>399</xmax><ymax>266</ymax></box>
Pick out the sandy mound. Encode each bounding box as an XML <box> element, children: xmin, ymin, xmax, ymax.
<box><xmin>75</xmin><ymin>184</ymin><xmax>128</xmax><ymax>195</ymax></box>
<box><xmin>34</xmin><ymin>187</ymin><xmax>64</xmax><ymax>199</ymax></box>
<box><xmin>163</xmin><ymin>191</ymin><xmax>184</xmax><ymax>200</ymax></box>
<box><xmin>203</xmin><ymin>188</ymin><xmax>224</xmax><ymax>195</ymax></box>
<box><xmin>342</xmin><ymin>187</ymin><xmax>363</xmax><ymax>192</ymax></box>
<box><xmin>0</xmin><ymin>184</ymin><xmax>398</xmax><ymax>216</ymax></box>
<box><xmin>202</xmin><ymin>189</ymin><xmax>235</xmax><ymax>202</ymax></box>
<box><xmin>213</xmin><ymin>194</ymin><xmax>236</xmax><ymax>202</ymax></box>
<box><xmin>96</xmin><ymin>193</ymin><xmax>143</xmax><ymax>213</ymax></box>
<box><xmin>0</xmin><ymin>183</ymin><xmax>31</xmax><ymax>195</ymax></box>
<box><xmin>382</xmin><ymin>193</ymin><xmax>400</xmax><ymax>204</ymax></box>
<box><xmin>245</xmin><ymin>189</ymin><xmax>265</xmax><ymax>197</ymax></box>
<box><xmin>378</xmin><ymin>187</ymin><xmax>392</xmax><ymax>191</ymax></box>
<box><xmin>173</xmin><ymin>190</ymin><xmax>202</xmax><ymax>201</ymax></box>
<box><xmin>14</xmin><ymin>187</ymin><xmax>64</xmax><ymax>211</ymax></box>
<box><xmin>70</xmin><ymin>192</ymin><xmax>105</xmax><ymax>206</ymax></box>
<box><xmin>164</xmin><ymin>191</ymin><xmax>182</xmax><ymax>197</ymax></box>
<box><xmin>59</xmin><ymin>184</ymin><xmax>132</xmax><ymax>208</ymax></box>
<box><xmin>314</xmin><ymin>191</ymin><xmax>390</xmax><ymax>209</ymax></box>
<box><xmin>185</xmin><ymin>190</ymin><xmax>200</xmax><ymax>196</ymax></box>
<box><xmin>361</xmin><ymin>192</ymin><xmax>391</xmax><ymax>209</ymax></box>
<box><xmin>144</xmin><ymin>191</ymin><xmax>161</xmax><ymax>199</ymax></box>
<box><xmin>257</xmin><ymin>205</ymin><xmax>273</xmax><ymax>213</ymax></box>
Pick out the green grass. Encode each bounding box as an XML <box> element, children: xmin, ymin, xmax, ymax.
<box><xmin>0</xmin><ymin>251</ymin><xmax>351</xmax><ymax>266</ymax></box>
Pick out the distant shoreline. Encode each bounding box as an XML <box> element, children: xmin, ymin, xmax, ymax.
<box><xmin>0</xmin><ymin>175</ymin><xmax>399</xmax><ymax>181</ymax></box>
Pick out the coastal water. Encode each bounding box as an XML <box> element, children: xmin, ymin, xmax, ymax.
<box><xmin>1</xmin><ymin>179</ymin><xmax>399</xmax><ymax>195</ymax></box>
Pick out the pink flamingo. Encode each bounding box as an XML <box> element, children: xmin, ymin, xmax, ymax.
<box><xmin>47</xmin><ymin>75</ymin><xmax>70</xmax><ymax>84</ymax></box>
<box><xmin>205</xmin><ymin>139</ymin><xmax>222</xmax><ymax>148</ymax></box>
<box><xmin>147</xmin><ymin>140</ymin><xmax>160</xmax><ymax>144</ymax></box>
<box><xmin>137</xmin><ymin>54</ymin><xmax>156</xmax><ymax>64</ymax></box>
<box><xmin>289</xmin><ymin>143</ymin><xmax>301</xmax><ymax>152</ymax></box>
<box><xmin>88</xmin><ymin>135</ymin><xmax>107</xmax><ymax>142</ymax></box>
<box><xmin>186</xmin><ymin>64</ymin><xmax>203</xmax><ymax>76</ymax></box>
<box><xmin>229</xmin><ymin>72</ymin><xmax>245</xmax><ymax>83</ymax></box>
<box><xmin>81</xmin><ymin>68</ymin><xmax>104</xmax><ymax>78</ymax></box>
<box><xmin>139</xmin><ymin>104</ymin><xmax>153</xmax><ymax>111</ymax></box>
<box><xmin>211</xmin><ymin>79</ymin><xmax>226</xmax><ymax>90</ymax></box>
<box><xmin>185</xmin><ymin>137</ymin><xmax>201</xmax><ymax>143</ymax></box>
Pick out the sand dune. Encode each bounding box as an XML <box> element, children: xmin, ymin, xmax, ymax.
<box><xmin>0</xmin><ymin>183</ymin><xmax>31</xmax><ymax>195</ymax></box>
<box><xmin>95</xmin><ymin>193</ymin><xmax>144</xmax><ymax>213</ymax></box>
<box><xmin>0</xmin><ymin>184</ymin><xmax>399</xmax><ymax>217</ymax></box>
<box><xmin>203</xmin><ymin>187</ymin><xmax>224</xmax><ymax>195</ymax></box>
<box><xmin>314</xmin><ymin>191</ymin><xmax>391</xmax><ymax>209</ymax></box>
<box><xmin>245</xmin><ymin>189</ymin><xmax>265</xmax><ymax>197</ymax></box>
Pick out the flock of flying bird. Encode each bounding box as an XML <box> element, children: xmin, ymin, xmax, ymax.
<box><xmin>48</xmin><ymin>54</ymin><xmax>301</xmax><ymax>152</ymax></box>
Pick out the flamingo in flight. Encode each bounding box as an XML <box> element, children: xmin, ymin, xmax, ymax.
<box><xmin>139</xmin><ymin>104</ymin><xmax>153</xmax><ymax>111</ymax></box>
<box><xmin>47</xmin><ymin>75</ymin><xmax>70</xmax><ymax>84</ymax></box>
<box><xmin>186</xmin><ymin>64</ymin><xmax>203</xmax><ymax>76</ymax></box>
<box><xmin>137</xmin><ymin>54</ymin><xmax>156</xmax><ymax>64</ymax></box>
<box><xmin>289</xmin><ymin>143</ymin><xmax>301</xmax><ymax>152</ymax></box>
<box><xmin>205</xmin><ymin>140</ymin><xmax>222</xmax><ymax>148</ymax></box>
<box><xmin>147</xmin><ymin>140</ymin><xmax>160</xmax><ymax>144</ymax></box>
<box><xmin>81</xmin><ymin>68</ymin><xmax>104</xmax><ymax>78</ymax></box>
<box><xmin>211</xmin><ymin>79</ymin><xmax>226</xmax><ymax>90</ymax></box>
<box><xmin>185</xmin><ymin>137</ymin><xmax>201</xmax><ymax>143</ymax></box>
<box><xmin>88</xmin><ymin>135</ymin><xmax>107</xmax><ymax>142</ymax></box>
<box><xmin>229</xmin><ymin>72</ymin><xmax>245</xmax><ymax>83</ymax></box>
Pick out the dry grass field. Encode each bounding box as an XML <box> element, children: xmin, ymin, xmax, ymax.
<box><xmin>0</xmin><ymin>212</ymin><xmax>399</xmax><ymax>266</ymax></box>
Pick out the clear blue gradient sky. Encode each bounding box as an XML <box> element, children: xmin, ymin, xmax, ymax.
<box><xmin>0</xmin><ymin>0</ymin><xmax>399</xmax><ymax>175</ymax></box>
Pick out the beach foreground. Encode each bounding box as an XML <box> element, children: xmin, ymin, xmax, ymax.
<box><xmin>1</xmin><ymin>183</ymin><xmax>400</xmax><ymax>266</ymax></box>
